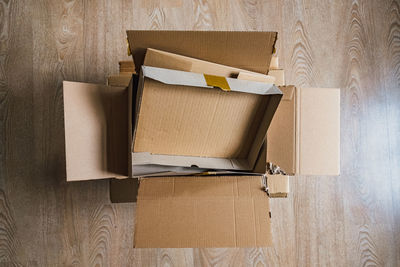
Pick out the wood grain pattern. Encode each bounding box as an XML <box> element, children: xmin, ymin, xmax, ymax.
<box><xmin>0</xmin><ymin>0</ymin><xmax>399</xmax><ymax>266</ymax></box>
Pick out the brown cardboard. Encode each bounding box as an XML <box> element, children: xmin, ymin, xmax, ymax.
<box><xmin>63</xmin><ymin>81</ymin><xmax>130</xmax><ymax>181</ymax></box>
<box><xmin>119</xmin><ymin>60</ymin><xmax>135</xmax><ymax>73</ymax></box>
<box><xmin>267</xmin><ymin>86</ymin><xmax>340</xmax><ymax>175</ymax></box>
<box><xmin>237</xmin><ymin>72</ymin><xmax>276</xmax><ymax>84</ymax></box>
<box><xmin>268</xmin><ymin>174</ymin><xmax>289</xmax><ymax>198</ymax></box>
<box><xmin>134</xmin><ymin>176</ymin><xmax>272</xmax><ymax>248</ymax></box>
<box><xmin>107</xmin><ymin>74</ymin><xmax>132</xmax><ymax>87</ymax></box>
<box><xmin>144</xmin><ymin>48</ymin><xmax>276</xmax><ymax>82</ymax></box>
<box><xmin>269</xmin><ymin>56</ymin><xmax>279</xmax><ymax>70</ymax></box>
<box><xmin>268</xmin><ymin>69</ymin><xmax>285</xmax><ymax>86</ymax></box>
<box><xmin>127</xmin><ymin>30</ymin><xmax>277</xmax><ymax>74</ymax></box>
<box><xmin>131</xmin><ymin>66</ymin><xmax>282</xmax><ymax>171</ymax></box>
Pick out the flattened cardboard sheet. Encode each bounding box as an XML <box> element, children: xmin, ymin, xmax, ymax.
<box><xmin>127</xmin><ymin>30</ymin><xmax>277</xmax><ymax>74</ymax></box>
<box><xmin>63</xmin><ymin>81</ymin><xmax>130</xmax><ymax>181</ymax></box>
<box><xmin>134</xmin><ymin>176</ymin><xmax>272</xmax><ymax>248</ymax></box>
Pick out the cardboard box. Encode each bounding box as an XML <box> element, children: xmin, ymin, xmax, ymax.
<box><xmin>63</xmin><ymin>31</ymin><xmax>340</xmax><ymax>248</ymax></box>
<box><xmin>62</xmin><ymin>31</ymin><xmax>282</xmax><ymax>249</ymax></box>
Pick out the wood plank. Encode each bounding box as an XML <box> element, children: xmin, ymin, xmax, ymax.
<box><xmin>0</xmin><ymin>0</ymin><xmax>35</xmax><ymax>265</ymax></box>
<box><xmin>384</xmin><ymin>1</ymin><xmax>400</xmax><ymax>266</ymax></box>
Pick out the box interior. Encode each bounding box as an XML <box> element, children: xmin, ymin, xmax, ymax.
<box><xmin>131</xmin><ymin>66</ymin><xmax>282</xmax><ymax>171</ymax></box>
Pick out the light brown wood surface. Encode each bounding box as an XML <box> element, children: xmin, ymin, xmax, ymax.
<box><xmin>0</xmin><ymin>0</ymin><xmax>399</xmax><ymax>266</ymax></box>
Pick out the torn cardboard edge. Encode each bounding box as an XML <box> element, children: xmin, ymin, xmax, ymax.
<box><xmin>131</xmin><ymin>66</ymin><xmax>282</xmax><ymax>172</ymax></box>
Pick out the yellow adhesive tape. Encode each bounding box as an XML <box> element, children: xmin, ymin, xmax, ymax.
<box><xmin>204</xmin><ymin>74</ymin><xmax>230</xmax><ymax>91</ymax></box>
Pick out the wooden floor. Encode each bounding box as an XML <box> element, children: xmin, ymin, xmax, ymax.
<box><xmin>0</xmin><ymin>0</ymin><xmax>399</xmax><ymax>266</ymax></box>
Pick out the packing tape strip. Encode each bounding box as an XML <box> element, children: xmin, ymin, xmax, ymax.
<box><xmin>203</xmin><ymin>74</ymin><xmax>230</xmax><ymax>91</ymax></box>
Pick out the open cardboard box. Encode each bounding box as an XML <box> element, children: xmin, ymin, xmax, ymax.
<box><xmin>63</xmin><ymin>34</ymin><xmax>282</xmax><ymax>180</ymax></box>
<box><xmin>62</xmin><ymin>31</ymin><xmax>340</xmax><ymax>248</ymax></box>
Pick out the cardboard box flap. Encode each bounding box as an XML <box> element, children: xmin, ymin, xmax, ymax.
<box><xmin>267</xmin><ymin>87</ymin><xmax>340</xmax><ymax>175</ymax></box>
<box><xmin>296</xmin><ymin>87</ymin><xmax>340</xmax><ymax>175</ymax></box>
<box><xmin>127</xmin><ymin>30</ymin><xmax>277</xmax><ymax>74</ymax></box>
<box><xmin>134</xmin><ymin>176</ymin><xmax>272</xmax><ymax>248</ymax></box>
<box><xmin>141</xmin><ymin>66</ymin><xmax>281</xmax><ymax>95</ymax></box>
<box><xmin>63</xmin><ymin>81</ymin><xmax>130</xmax><ymax>181</ymax></box>
<box><xmin>132</xmin><ymin>67</ymin><xmax>282</xmax><ymax>171</ymax></box>
<box><xmin>267</xmin><ymin>86</ymin><xmax>296</xmax><ymax>174</ymax></box>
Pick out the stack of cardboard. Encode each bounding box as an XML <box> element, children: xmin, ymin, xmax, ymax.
<box><xmin>62</xmin><ymin>31</ymin><xmax>340</xmax><ymax>248</ymax></box>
